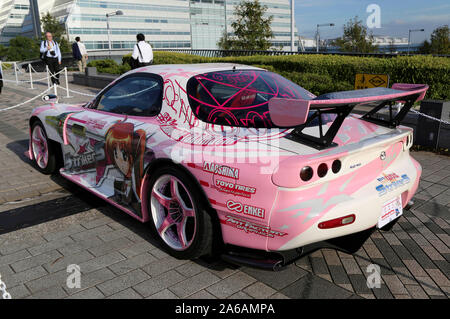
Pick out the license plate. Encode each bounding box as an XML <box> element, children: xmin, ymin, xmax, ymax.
<box><xmin>378</xmin><ymin>196</ymin><xmax>403</xmax><ymax>228</ymax></box>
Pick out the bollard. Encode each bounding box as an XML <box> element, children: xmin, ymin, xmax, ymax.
<box><xmin>14</xmin><ymin>62</ymin><xmax>18</xmax><ymax>85</ymax></box>
<box><xmin>29</xmin><ymin>64</ymin><xmax>34</xmax><ymax>90</ymax></box>
<box><xmin>64</xmin><ymin>67</ymin><xmax>71</xmax><ymax>98</ymax></box>
<box><xmin>46</xmin><ymin>65</ymin><xmax>50</xmax><ymax>89</ymax></box>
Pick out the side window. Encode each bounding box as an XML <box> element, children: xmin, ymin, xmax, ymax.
<box><xmin>96</xmin><ymin>75</ymin><xmax>162</xmax><ymax>116</ymax></box>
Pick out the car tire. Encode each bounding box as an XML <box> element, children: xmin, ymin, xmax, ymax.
<box><xmin>31</xmin><ymin>121</ymin><xmax>57</xmax><ymax>175</ymax></box>
<box><xmin>147</xmin><ymin>166</ymin><xmax>214</xmax><ymax>259</ymax></box>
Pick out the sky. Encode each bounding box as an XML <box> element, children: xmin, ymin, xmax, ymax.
<box><xmin>294</xmin><ymin>0</ymin><xmax>450</xmax><ymax>43</ymax></box>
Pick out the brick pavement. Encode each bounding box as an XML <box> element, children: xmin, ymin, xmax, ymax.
<box><xmin>0</xmin><ymin>76</ymin><xmax>448</xmax><ymax>299</ymax></box>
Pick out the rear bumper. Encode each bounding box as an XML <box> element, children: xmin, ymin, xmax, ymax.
<box><xmin>268</xmin><ymin>153</ymin><xmax>421</xmax><ymax>251</ymax></box>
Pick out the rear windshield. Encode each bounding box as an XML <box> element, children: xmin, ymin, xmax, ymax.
<box><xmin>186</xmin><ymin>70</ymin><xmax>315</xmax><ymax>128</ymax></box>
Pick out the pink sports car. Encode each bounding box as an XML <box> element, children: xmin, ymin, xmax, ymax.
<box><xmin>28</xmin><ymin>64</ymin><xmax>428</xmax><ymax>270</ymax></box>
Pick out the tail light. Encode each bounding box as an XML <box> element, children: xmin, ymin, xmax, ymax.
<box><xmin>317</xmin><ymin>163</ymin><xmax>328</xmax><ymax>178</ymax></box>
<box><xmin>318</xmin><ymin>214</ymin><xmax>355</xmax><ymax>229</ymax></box>
<box><xmin>300</xmin><ymin>160</ymin><xmax>342</xmax><ymax>183</ymax></box>
<box><xmin>300</xmin><ymin>166</ymin><xmax>314</xmax><ymax>181</ymax></box>
<box><xmin>332</xmin><ymin>160</ymin><xmax>341</xmax><ymax>174</ymax></box>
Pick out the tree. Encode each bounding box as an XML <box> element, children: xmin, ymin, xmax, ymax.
<box><xmin>419</xmin><ymin>25</ymin><xmax>449</xmax><ymax>54</ymax></box>
<box><xmin>0</xmin><ymin>44</ymin><xmax>8</xmax><ymax>59</ymax></box>
<box><xmin>217</xmin><ymin>30</ymin><xmax>233</xmax><ymax>50</ymax></box>
<box><xmin>333</xmin><ymin>17</ymin><xmax>378</xmax><ymax>53</ymax></box>
<box><xmin>218</xmin><ymin>0</ymin><xmax>273</xmax><ymax>51</ymax></box>
<box><xmin>40</xmin><ymin>12</ymin><xmax>70</xmax><ymax>52</ymax></box>
<box><xmin>418</xmin><ymin>40</ymin><xmax>432</xmax><ymax>54</ymax></box>
<box><xmin>6</xmin><ymin>36</ymin><xmax>40</xmax><ymax>61</ymax></box>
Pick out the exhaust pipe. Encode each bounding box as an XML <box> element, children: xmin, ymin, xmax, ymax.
<box><xmin>221</xmin><ymin>253</ymin><xmax>285</xmax><ymax>271</ymax></box>
<box><xmin>221</xmin><ymin>246</ymin><xmax>303</xmax><ymax>271</ymax></box>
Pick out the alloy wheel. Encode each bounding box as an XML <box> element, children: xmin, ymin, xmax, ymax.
<box><xmin>150</xmin><ymin>175</ymin><xmax>197</xmax><ymax>251</ymax></box>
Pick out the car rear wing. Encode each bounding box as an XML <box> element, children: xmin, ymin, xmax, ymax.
<box><xmin>269</xmin><ymin>84</ymin><xmax>429</xmax><ymax>149</ymax></box>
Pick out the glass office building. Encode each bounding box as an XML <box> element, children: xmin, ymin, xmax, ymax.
<box><xmin>0</xmin><ymin>0</ymin><xmax>39</xmax><ymax>45</ymax></box>
<box><xmin>1</xmin><ymin>0</ymin><xmax>298</xmax><ymax>51</ymax></box>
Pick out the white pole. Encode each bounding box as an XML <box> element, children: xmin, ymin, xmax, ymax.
<box><xmin>29</xmin><ymin>64</ymin><xmax>34</xmax><ymax>89</ymax></box>
<box><xmin>46</xmin><ymin>65</ymin><xmax>50</xmax><ymax>89</ymax></box>
<box><xmin>53</xmin><ymin>82</ymin><xmax>58</xmax><ymax>96</ymax></box>
<box><xmin>407</xmin><ymin>30</ymin><xmax>411</xmax><ymax>55</ymax></box>
<box><xmin>64</xmin><ymin>67</ymin><xmax>71</xmax><ymax>98</ymax></box>
<box><xmin>106</xmin><ymin>15</ymin><xmax>111</xmax><ymax>58</ymax></box>
<box><xmin>316</xmin><ymin>25</ymin><xmax>320</xmax><ymax>53</ymax></box>
<box><xmin>14</xmin><ymin>62</ymin><xmax>18</xmax><ymax>84</ymax></box>
<box><xmin>291</xmin><ymin>0</ymin><xmax>295</xmax><ymax>52</ymax></box>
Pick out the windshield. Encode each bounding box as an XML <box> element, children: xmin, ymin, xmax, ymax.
<box><xmin>186</xmin><ymin>70</ymin><xmax>315</xmax><ymax>128</ymax></box>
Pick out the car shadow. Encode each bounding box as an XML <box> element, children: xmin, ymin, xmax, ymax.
<box><xmin>4</xmin><ymin>139</ymin><xmax>235</xmax><ymax>272</ymax></box>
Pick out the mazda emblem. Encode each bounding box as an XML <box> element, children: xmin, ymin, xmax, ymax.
<box><xmin>380</xmin><ymin>152</ymin><xmax>386</xmax><ymax>160</ymax></box>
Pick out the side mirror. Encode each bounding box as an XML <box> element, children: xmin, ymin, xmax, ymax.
<box><xmin>268</xmin><ymin>98</ymin><xmax>311</xmax><ymax>127</ymax></box>
<box><xmin>42</xmin><ymin>94</ymin><xmax>58</xmax><ymax>103</ymax></box>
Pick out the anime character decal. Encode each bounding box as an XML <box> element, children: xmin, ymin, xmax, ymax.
<box><xmin>104</xmin><ymin>122</ymin><xmax>146</xmax><ymax>216</ymax></box>
<box><xmin>46</xmin><ymin>114</ymin><xmax>152</xmax><ymax>218</ymax></box>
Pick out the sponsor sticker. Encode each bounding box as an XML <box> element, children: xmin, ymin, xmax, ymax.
<box><xmin>224</xmin><ymin>215</ymin><xmax>287</xmax><ymax>238</ymax></box>
<box><xmin>203</xmin><ymin>162</ymin><xmax>239</xmax><ymax>179</ymax></box>
<box><xmin>215</xmin><ymin>179</ymin><xmax>256</xmax><ymax>198</ymax></box>
<box><xmin>375</xmin><ymin>173</ymin><xmax>410</xmax><ymax>197</ymax></box>
<box><xmin>226</xmin><ymin>200</ymin><xmax>265</xmax><ymax>219</ymax></box>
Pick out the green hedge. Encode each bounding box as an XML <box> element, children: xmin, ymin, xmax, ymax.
<box><xmin>91</xmin><ymin>52</ymin><xmax>450</xmax><ymax>100</ymax></box>
<box><xmin>87</xmin><ymin>59</ymin><xmax>130</xmax><ymax>75</ymax></box>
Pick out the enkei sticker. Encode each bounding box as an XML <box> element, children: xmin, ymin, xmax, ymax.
<box><xmin>226</xmin><ymin>200</ymin><xmax>265</xmax><ymax>219</ymax></box>
<box><xmin>224</xmin><ymin>215</ymin><xmax>287</xmax><ymax>238</ymax></box>
<box><xmin>215</xmin><ymin>179</ymin><xmax>256</xmax><ymax>198</ymax></box>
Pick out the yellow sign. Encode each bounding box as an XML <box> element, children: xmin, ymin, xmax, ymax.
<box><xmin>355</xmin><ymin>73</ymin><xmax>389</xmax><ymax>90</ymax></box>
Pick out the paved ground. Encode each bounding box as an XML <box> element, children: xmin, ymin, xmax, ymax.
<box><xmin>0</xmin><ymin>73</ymin><xmax>449</xmax><ymax>299</ymax></box>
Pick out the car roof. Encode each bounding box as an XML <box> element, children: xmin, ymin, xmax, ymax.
<box><xmin>130</xmin><ymin>63</ymin><xmax>265</xmax><ymax>78</ymax></box>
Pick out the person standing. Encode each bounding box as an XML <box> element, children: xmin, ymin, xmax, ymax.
<box><xmin>72</xmin><ymin>37</ymin><xmax>88</xmax><ymax>73</ymax></box>
<box><xmin>40</xmin><ymin>32</ymin><xmax>62</xmax><ymax>85</ymax></box>
<box><xmin>131</xmin><ymin>33</ymin><xmax>153</xmax><ymax>69</ymax></box>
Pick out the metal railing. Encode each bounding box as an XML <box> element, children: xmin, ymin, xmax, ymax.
<box><xmin>8</xmin><ymin>48</ymin><xmax>449</xmax><ymax>72</ymax></box>
<box><xmin>150</xmin><ymin>48</ymin><xmax>450</xmax><ymax>58</ymax></box>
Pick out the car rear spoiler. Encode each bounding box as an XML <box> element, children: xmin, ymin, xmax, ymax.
<box><xmin>269</xmin><ymin>84</ymin><xmax>429</xmax><ymax>149</ymax></box>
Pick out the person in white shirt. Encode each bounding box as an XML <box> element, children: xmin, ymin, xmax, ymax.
<box><xmin>40</xmin><ymin>32</ymin><xmax>62</xmax><ymax>85</ymax></box>
<box><xmin>75</xmin><ymin>37</ymin><xmax>88</xmax><ymax>73</ymax></box>
<box><xmin>131</xmin><ymin>33</ymin><xmax>153</xmax><ymax>69</ymax></box>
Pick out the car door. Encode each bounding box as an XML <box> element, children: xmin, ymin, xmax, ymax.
<box><xmin>61</xmin><ymin>73</ymin><xmax>163</xmax><ymax>217</ymax></box>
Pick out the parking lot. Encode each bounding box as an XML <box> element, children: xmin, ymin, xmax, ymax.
<box><xmin>0</xmin><ymin>79</ymin><xmax>449</xmax><ymax>299</ymax></box>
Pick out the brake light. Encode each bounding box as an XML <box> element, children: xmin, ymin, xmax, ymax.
<box><xmin>317</xmin><ymin>163</ymin><xmax>328</xmax><ymax>178</ymax></box>
<box><xmin>318</xmin><ymin>214</ymin><xmax>355</xmax><ymax>229</ymax></box>
<box><xmin>300</xmin><ymin>166</ymin><xmax>314</xmax><ymax>181</ymax></box>
<box><xmin>332</xmin><ymin>160</ymin><xmax>342</xmax><ymax>174</ymax></box>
